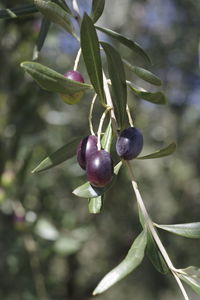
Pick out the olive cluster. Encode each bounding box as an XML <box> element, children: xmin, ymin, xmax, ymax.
<box><xmin>64</xmin><ymin>71</ymin><xmax>143</xmax><ymax>187</ymax></box>
<box><xmin>77</xmin><ymin>127</ymin><xmax>143</xmax><ymax>187</ymax></box>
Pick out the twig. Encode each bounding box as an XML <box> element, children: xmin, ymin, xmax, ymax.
<box><xmin>126</xmin><ymin>104</ymin><xmax>134</xmax><ymax>127</ymax></box>
<box><xmin>89</xmin><ymin>94</ymin><xmax>97</xmax><ymax>135</ymax></box>
<box><xmin>103</xmin><ymin>70</ymin><xmax>190</xmax><ymax>300</ymax></box>
<box><xmin>73</xmin><ymin>48</ymin><xmax>82</xmax><ymax>71</ymax></box>
<box><xmin>97</xmin><ymin>106</ymin><xmax>112</xmax><ymax>150</ymax></box>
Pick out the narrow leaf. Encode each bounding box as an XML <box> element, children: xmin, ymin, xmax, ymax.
<box><xmin>177</xmin><ymin>266</ymin><xmax>200</xmax><ymax>296</ymax></box>
<box><xmin>0</xmin><ymin>4</ymin><xmax>38</xmax><ymax>19</ymax></box>
<box><xmin>123</xmin><ymin>59</ymin><xmax>162</xmax><ymax>86</ymax></box>
<box><xmin>101</xmin><ymin>120</ymin><xmax>112</xmax><ymax>152</ymax></box>
<box><xmin>33</xmin><ymin>17</ymin><xmax>51</xmax><ymax>60</ymax></box>
<box><xmin>34</xmin><ymin>0</ymin><xmax>75</xmax><ymax>36</ymax></box>
<box><xmin>32</xmin><ymin>137</ymin><xmax>81</xmax><ymax>173</ymax></box>
<box><xmin>73</xmin><ymin>162</ymin><xmax>122</xmax><ymax>198</ymax></box>
<box><xmin>88</xmin><ymin>196</ymin><xmax>103</xmax><ymax>214</ymax></box>
<box><xmin>96</xmin><ymin>26</ymin><xmax>151</xmax><ymax>64</ymax></box>
<box><xmin>93</xmin><ymin>229</ymin><xmax>147</xmax><ymax>295</ymax></box>
<box><xmin>128</xmin><ymin>84</ymin><xmax>166</xmax><ymax>105</ymax></box>
<box><xmin>90</xmin><ymin>0</ymin><xmax>105</xmax><ymax>23</ymax></box>
<box><xmin>146</xmin><ymin>232</ymin><xmax>169</xmax><ymax>274</ymax></box>
<box><xmin>101</xmin><ymin>42</ymin><xmax>127</xmax><ymax>129</ymax></box>
<box><xmin>156</xmin><ymin>222</ymin><xmax>200</xmax><ymax>239</ymax></box>
<box><xmin>21</xmin><ymin>61</ymin><xmax>92</xmax><ymax>94</ymax></box>
<box><xmin>80</xmin><ymin>13</ymin><xmax>105</xmax><ymax>105</ymax></box>
<box><xmin>52</xmin><ymin>0</ymin><xmax>72</xmax><ymax>16</ymax></box>
<box><xmin>137</xmin><ymin>143</ymin><xmax>176</xmax><ymax>160</ymax></box>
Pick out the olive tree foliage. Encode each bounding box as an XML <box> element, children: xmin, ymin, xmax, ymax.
<box><xmin>0</xmin><ymin>0</ymin><xmax>200</xmax><ymax>299</ymax></box>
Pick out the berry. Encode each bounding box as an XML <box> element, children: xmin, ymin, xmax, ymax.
<box><xmin>77</xmin><ymin>135</ymin><xmax>98</xmax><ymax>170</ymax></box>
<box><xmin>64</xmin><ymin>70</ymin><xmax>84</xmax><ymax>83</ymax></box>
<box><xmin>116</xmin><ymin>127</ymin><xmax>143</xmax><ymax>160</ymax></box>
<box><xmin>60</xmin><ymin>70</ymin><xmax>85</xmax><ymax>104</ymax></box>
<box><xmin>86</xmin><ymin>150</ymin><xmax>113</xmax><ymax>187</ymax></box>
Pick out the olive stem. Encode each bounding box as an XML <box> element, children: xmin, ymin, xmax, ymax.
<box><xmin>89</xmin><ymin>94</ymin><xmax>97</xmax><ymax>136</ymax></box>
<box><xmin>73</xmin><ymin>48</ymin><xmax>82</xmax><ymax>71</ymax></box>
<box><xmin>126</xmin><ymin>104</ymin><xmax>134</xmax><ymax>127</ymax></box>
<box><xmin>124</xmin><ymin>161</ymin><xmax>189</xmax><ymax>300</ymax></box>
<box><xmin>97</xmin><ymin>106</ymin><xmax>112</xmax><ymax>151</ymax></box>
<box><xmin>102</xmin><ymin>71</ymin><xmax>190</xmax><ymax>300</ymax></box>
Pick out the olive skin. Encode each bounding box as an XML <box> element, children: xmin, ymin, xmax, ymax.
<box><xmin>64</xmin><ymin>70</ymin><xmax>84</xmax><ymax>83</ymax></box>
<box><xmin>86</xmin><ymin>150</ymin><xmax>114</xmax><ymax>187</ymax></box>
<box><xmin>77</xmin><ymin>135</ymin><xmax>98</xmax><ymax>170</ymax></box>
<box><xmin>60</xmin><ymin>70</ymin><xmax>85</xmax><ymax>105</ymax></box>
<box><xmin>116</xmin><ymin>127</ymin><xmax>143</xmax><ymax>160</ymax></box>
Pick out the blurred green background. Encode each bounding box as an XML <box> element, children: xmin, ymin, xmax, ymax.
<box><xmin>0</xmin><ymin>0</ymin><xmax>200</xmax><ymax>299</ymax></box>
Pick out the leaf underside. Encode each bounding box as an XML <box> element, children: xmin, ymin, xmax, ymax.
<box><xmin>93</xmin><ymin>229</ymin><xmax>147</xmax><ymax>295</ymax></box>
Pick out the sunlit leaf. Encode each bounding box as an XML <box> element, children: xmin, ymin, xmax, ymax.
<box><xmin>146</xmin><ymin>232</ymin><xmax>169</xmax><ymax>274</ymax></box>
<box><xmin>101</xmin><ymin>42</ymin><xmax>127</xmax><ymax>129</ymax></box>
<box><xmin>21</xmin><ymin>61</ymin><xmax>92</xmax><ymax>94</ymax></box>
<box><xmin>80</xmin><ymin>13</ymin><xmax>105</xmax><ymax>105</ymax></box>
<box><xmin>156</xmin><ymin>222</ymin><xmax>200</xmax><ymax>239</ymax></box>
<box><xmin>88</xmin><ymin>196</ymin><xmax>103</xmax><ymax>214</ymax></box>
<box><xmin>34</xmin><ymin>0</ymin><xmax>76</xmax><ymax>37</ymax></box>
<box><xmin>96</xmin><ymin>26</ymin><xmax>151</xmax><ymax>64</ymax></box>
<box><xmin>0</xmin><ymin>4</ymin><xmax>38</xmax><ymax>19</ymax></box>
<box><xmin>137</xmin><ymin>143</ymin><xmax>176</xmax><ymax>160</ymax></box>
<box><xmin>177</xmin><ymin>266</ymin><xmax>200</xmax><ymax>296</ymax></box>
<box><xmin>123</xmin><ymin>59</ymin><xmax>162</xmax><ymax>86</ymax></box>
<box><xmin>90</xmin><ymin>0</ymin><xmax>105</xmax><ymax>23</ymax></box>
<box><xmin>93</xmin><ymin>229</ymin><xmax>147</xmax><ymax>295</ymax></box>
<box><xmin>101</xmin><ymin>120</ymin><xmax>112</xmax><ymax>152</ymax></box>
<box><xmin>32</xmin><ymin>137</ymin><xmax>81</xmax><ymax>173</ymax></box>
<box><xmin>128</xmin><ymin>84</ymin><xmax>166</xmax><ymax>104</ymax></box>
<box><xmin>33</xmin><ymin>17</ymin><xmax>51</xmax><ymax>60</ymax></box>
<box><xmin>73</xmin><ymin>162</ymin><xmax>122</xmax><ymax>198</ymax></box>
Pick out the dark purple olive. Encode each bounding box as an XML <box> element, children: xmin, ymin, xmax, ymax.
<box><xmin>64</xmin><ymin>70</ymin><xmax>84</xmax><ymax>83</ymax></box>
<box><xmin>86</xmin><ymin>150</ymin><xmax>113</xmax><ymax>187</ymax></box>
<box><xmin>116</xmin><ymin>127</ymin><xmax>143</xmax><ymax>160</ymax></box>
<box><xmin>77</xmin><ymin>135</ymin><xmax>98</xmax><ymax>170</ymax></box>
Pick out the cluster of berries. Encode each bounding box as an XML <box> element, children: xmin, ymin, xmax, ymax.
<box><xmin>63</xmin><ymin>70</ymin><xmax>143</xmax><ymax>187</ymax></box>
<box><xmin>77</xmin><ymin>127</ymin><xmax>143</xmax><ymax>187</ymax></box>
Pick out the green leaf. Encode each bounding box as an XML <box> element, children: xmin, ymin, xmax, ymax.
<box><xmin>33</xmin><ymin>17</ymin><xmax>51</xmax><ymax>60</ymax></box>
<box><xmin>88</xmin><ymin>196</ymin><xmax>103</xmax><ymax>214</ymax></box>
<box><xmin>34</xmin><ymin>0</ymin><xmax>76</xmax><ymax>37</ymax></box>
<box><xmin>32</xmin><ymin>137</ymin><xmax>81</xmax><ymax>173</ymax></box>
<box><xmin>146</xmin><ymin>231</ymin><xmax>169</xmax><ymax>274</ymax></box>
<box><xmin>93</xmin><ymin>229</ymin><xmax>147</xmax><ymax>295</ymax></box>
<box><xmin>52</xmin><ymin>0</ymin><xmax>72</xmax><ymax>16</ymax></box>
<box><xmin>123</xmin><ymin>59</ymin><xmax>162</xmax><ymax>86</ymax></box>
<box><xmin>80</xmin><ymin>13</ymin><xmax>105</xmax><ymax>105</ymax></box>
<box><xmin>73</xmin><ymin>162</ymin><xmax>122</xmax><ymax>198</ymax></box>
<box><xmin>0</xmin><ymin>4</ymin><xmax>38</xmax><ymax>19</ymax></box>
<box><xmin>21</xmin><ymin>61</ymin><xmax>92</xmax><ymax>94</ymax></box>
<box><xmin>156</xmin><ymin>222</ymin><xmax>200</xmax><ymax>239</ymax></box>
<box><xmin>137</xmin><ymin>143</ymin><xmax>176</xmax><ymax>160</ymax></box>
<box><xmin>177</xmin><ymin>266</ymin><xmax>200</xmax><ymax>296</ymax></box>
<box><xmin>90</xmin><ymin>0</ymin><xmax>105</xmax><ymax>23</ymax></box>
<box><xmin>128</xmin><ymin>84</ymin><xmax>166</xmax><ymax>105</ymax></box>
<box><xmin>101</xmin><ymin>42</ymin><xmax>127</xmax><ymax>129</ymax></box>
<box><xmin>96</xmin><ymin>26</ymin><xmax>151</xmax><ymax>64</ymax></box>
<box><xmin>101</xmin><ymin>120</ymin><xmax>112</xmax><ymax>152</ymax></box>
